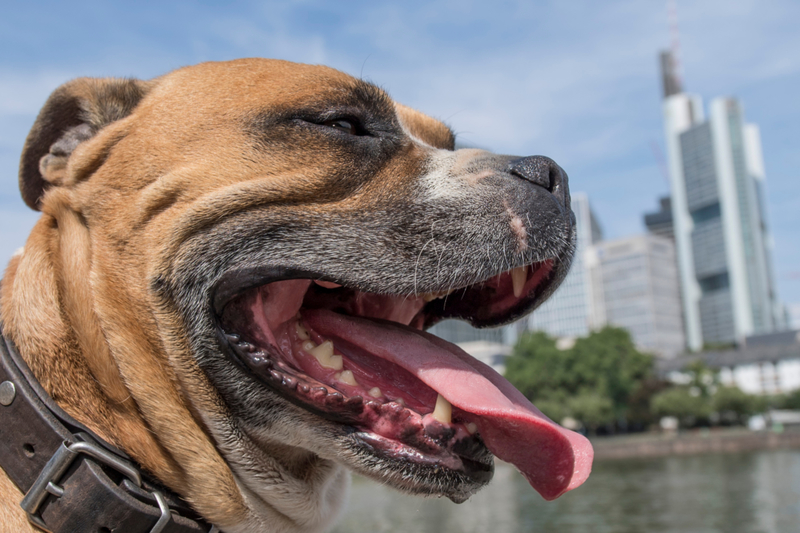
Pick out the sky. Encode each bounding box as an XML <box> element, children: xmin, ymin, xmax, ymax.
<box><xmin>1</xmin><ymin>0</ymin><xmax>798</xmax><ymax>310</ymax></box>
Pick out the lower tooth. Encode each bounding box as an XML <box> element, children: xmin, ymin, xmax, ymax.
<box><xmin>302</xmin><ymin>340</ymin><xmax>317</xmax><ymax>352</ymax></box>
<box><xmin>368</xmin><ymin>387</ymin><xmax>382</xmax><ymax>398</ymax></box>
<box><xmin>296</xmin><ymin>322</ymin><xmax>310</xmax><ymax>340</ymax></box>
<box><xmin>326</xmin><ymin>355</ymin><xmax>343</xmax><ymax>371</ymax></box>
<box><xmin>432</xmin><ymin>394</ymin><xmax>452</xmax><ymax>424</ymax></box>
<box><xmin>466</xmin><ymin>422</ymin><xmax>478</xmax><ymax>434</ymax></box>
<box><xmin>336</xmin><ymin>370</ymin><xmax>358</xmax><ymax>386</ymax></box>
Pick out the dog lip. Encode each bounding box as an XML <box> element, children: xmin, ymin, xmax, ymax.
<box><xmin>211</xmin><ymin>259</ymin><xmax>560</xmax><ymax>331</ymax></box>
<box><xmin>212</xmin><ymin>267</ymin><xmax>337</xmax><ymax>316</ymax></box>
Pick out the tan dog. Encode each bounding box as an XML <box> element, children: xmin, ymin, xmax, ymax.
<box><xmin>0</xmin><ymin>59</ymin><xmax>591</xmax><ymax>532</ymax></box>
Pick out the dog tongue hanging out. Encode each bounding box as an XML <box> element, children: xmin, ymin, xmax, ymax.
<box><xmin>2</xmin><ymin>58</ymin><xmax>592</xmax><ymax>532</ymax></box>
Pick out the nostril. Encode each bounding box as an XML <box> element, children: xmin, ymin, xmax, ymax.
<box><xmin>508</xmin><ymin>156</ymin><xmax>558</xmax><ymax>192</ymax></box>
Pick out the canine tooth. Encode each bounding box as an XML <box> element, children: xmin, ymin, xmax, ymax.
<box><xmin>296</xmin><ymin>322</ymin><xmax>310</xmax><ymax>340</ymax></box>
<box><xmin>368</xmin><ymin>387</ymin><xmax>382</xmax><ymax>398</ymax></box>
<box><xmin>432</xmin><ymin>394</ymin><xmax>452</xmax><ymax>424</ymax></box>
<box><xmin>511</xmin><ymin>265</ymin><xmax>528</xmax><ymax>298</ymax></box>
<box><xmin>336</xmin><ymin>370</ymin><xmax>358</xmax><ymax>386</ymax></box>
<box><xmin>466</xmin><ymin>422</ymin><xmax>478</xmax><ymax>434</ymax></box>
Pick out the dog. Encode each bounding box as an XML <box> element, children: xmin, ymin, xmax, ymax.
<box><xmin>0</xmin><ymin>59</ymin><xmax>592</xmax><ymax>533</ymax></box>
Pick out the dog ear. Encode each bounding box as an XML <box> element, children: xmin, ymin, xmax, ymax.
<box><xmin>19</xmin><ymin>77</ymin><xmax>152</xmax><ymax>210</ymax></box>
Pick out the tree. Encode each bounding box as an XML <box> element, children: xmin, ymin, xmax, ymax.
<box><xmin>504</xmin><ymin>326</ymin><xmax>655</xmax><ymax>432</ymax></box>
<box><xmin>651</xmin><ymin>387</ymin><xmax>712</xmax><ymax>427</ymax></box>
<box><xmin>505</xmin><ymin>331</ymin><xmax>570</xmax><ymax>401</ymax></box>
<box><xmin>713</xmin><ymin>386</ymin><xmax>763</xmax><ymax>425</ymax></box>
<box><xmin>569</xmin><ymin>327</ymin><xmax>653</xmax><ymax>419</ymax></box>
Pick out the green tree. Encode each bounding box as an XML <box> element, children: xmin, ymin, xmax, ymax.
<box><xmin>651</xmin><ymin>387</ymin><xmax>712</xmax><ymax>427</ymax></box>
<box><xmin>567</xmin><ymin>390</ymin><xmax>614</xmax><ymax>433</ymax></box>
<box><xmin>505</xmin><ymin>326</ymin><xmax>654</xmax><ymax>432</ymax></box>
<box><xmin>569</xmin><ymin>327</ymin><xmax>653</xmax><ymax>419</ymax></box>
<box><xmin>505</xmin><ymin>331</ymin><xmax>570</xmax><ymax>401</ymax></box>
<box><xmin>713</xmin><ymin>386</ymin><xmax>763</xmax><ymax>425</ymax></box>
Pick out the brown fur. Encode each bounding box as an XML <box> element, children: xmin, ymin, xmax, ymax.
<box><xmin>1</xmin><ymin>59</ymin><xmax>574</xmax><ymax>532</ymax></box>
<box><xmin>1</xmin><ymin>59</ymin><xmax>463</xmax><ymax>531</ymax></box>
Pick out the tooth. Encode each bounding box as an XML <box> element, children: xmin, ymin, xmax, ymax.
<box><xmin>296</xmin><ymin>322</ymin><xmax>310</xmax><ymax>340</ymax></box>
<box><xmin>309</xmin><ymin>340</ymin><xmax>334</xmax><ymax>360</ymax></box>
<box><xmin>432</xmin><ymin>394</ymin><xmax>452</xmax><ymax>424</ymax></box>
<box><xmin>368</xmin><ymin>387</ymin><xmax>382</xmax><ymax>398</ymax></box>
<box><xmin>302</xmin><ymin>340</ymin><xmax>317</xmax><ymax>352</ymax></box>
<box><xmin>308</xmin><ymin>340</ymin><xmax>343</xmax><ymax>369</ymax></box>
<box><xmin>326</xmin><ymin>354</ymin><xmax>343</xmax><ymax>370</ymax></box>
<box><xmin>395</xmin><ymin>397</ymin><xmax>406</xmax><ymax>407</ymax></box>
<box><xmin>336</xmin><ymin>370</ymin><xmax>358</xmax><ymax>386</ymax></box>
<box><xmin>511</xmin><ymin>265</ymin><xmax>528</xmax><ymax>298</ymax></box>
<box><xmin>422</xmin><ymin>288</ymin><xmax>456</xmax><ymax>302</ymax></box>
<box><xmin>466</xmin><ymin>422</ymin><xmax>478</xmax><ymax>434</ymax></box>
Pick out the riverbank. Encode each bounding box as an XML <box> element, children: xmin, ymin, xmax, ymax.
<box><xmin>591</xmin><ymin>427</ymin><xmax>800</xmax><ymax>460</ymax></box>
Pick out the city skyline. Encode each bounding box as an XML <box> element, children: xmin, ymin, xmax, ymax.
<box><xmin>1</xmin><ymin>1</ymin><xmax>798</xmax><ymax>311</ymax></box>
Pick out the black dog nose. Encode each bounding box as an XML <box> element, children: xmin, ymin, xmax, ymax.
<box><xmin>508</xmin><ymin>156</ymin><xmax>557</xmax><ymax>191</ymax></box>
<box><xmin>507</xmin><ymin>155</ymin><xmax>570</xmax><ymax>207</ymax></box>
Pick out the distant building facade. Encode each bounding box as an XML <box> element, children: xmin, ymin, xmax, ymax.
<box><xmin>644</xmin><ymin>196</ymin><xmax>675</xmax><ymax>241</ymax></box>
<box><xmin>594</xmin><ymin>234</ymin><xmax>685</xmax><ymax>358</ymax></box>
<box><xmin>660</xmin><ymin>50</ymin><xmax>783</xmax><ymax>350</ymax></box>
<box><xmin>527</xmin><ymin>192</ymin><xmax>605</xmax><ymax>338</ymax></box>
<box><xmin>659</xmin><ymin>330</ymin><xmax>800</xmax><ymax>395</ymax></box>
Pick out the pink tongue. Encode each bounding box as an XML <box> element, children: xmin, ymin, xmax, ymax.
<box><xmin>304</xmin><ymin>309</ymin><xmax>593</xmax><ymax>501</ymax></box>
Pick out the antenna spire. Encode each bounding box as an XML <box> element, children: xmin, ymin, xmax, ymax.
<box><xmin>660</xmin><ymin>0</ymin><xmax>683</xmax><ymax>98</ymax></box>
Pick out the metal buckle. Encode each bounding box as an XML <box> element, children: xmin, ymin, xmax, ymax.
<box><xmin>20</xmin><ymin>439</ymin><xmax>172</xmax><ymax>533</ymax></box>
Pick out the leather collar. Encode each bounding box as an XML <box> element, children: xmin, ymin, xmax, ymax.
<box><xmin>0</xmin><ymin>328</ymin><xmax>217</xmax><ymax>533</ymax></box>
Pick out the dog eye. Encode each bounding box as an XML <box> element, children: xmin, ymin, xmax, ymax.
<box><xmin>321</xmin><ymin>119</ymin><xmax>359</xmax><ymax>135</ymax></box>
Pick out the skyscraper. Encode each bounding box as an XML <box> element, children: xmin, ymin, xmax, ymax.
<box><xmin>661</xmin><ymin>51</ymin><xmax>782</xmax><ymax>350</ymax></box>
<box><xmin>527</xmin><ymin>193</ymin><xmax>605</xmax><ymax>338</ymax></box>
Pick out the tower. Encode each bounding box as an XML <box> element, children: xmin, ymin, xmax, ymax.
<box><xmin>660</xmin><ymin>51</ymin><xmax>782</xmax><ymax>350</ymax></box>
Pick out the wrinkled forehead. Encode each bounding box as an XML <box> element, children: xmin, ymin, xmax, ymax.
<box><xmin>146</xmin><ymin>58</ymin><xmax>455</xmax><ymax>150</ymax></box>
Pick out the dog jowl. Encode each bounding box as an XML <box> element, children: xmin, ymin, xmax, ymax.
<box><xmin>1</xmin><ymin>59</ymin><xmax>592</xmax><ymax>532</ymax></box>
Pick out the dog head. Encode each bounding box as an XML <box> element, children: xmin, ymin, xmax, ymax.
<box><xmin>12</xmin><ymin>59</ymin><xmax>591</xmax><ymax>532</ymax></box>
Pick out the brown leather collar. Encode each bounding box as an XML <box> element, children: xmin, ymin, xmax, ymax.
<box><xmin>0</xmin><ymin>329</ymin><xmax>217</xmax><ymax>533</ymax></box>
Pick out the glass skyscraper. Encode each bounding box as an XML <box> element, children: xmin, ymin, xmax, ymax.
<box><xmin>661</xmin><ymin>51</ymin><xmax>782</xmax><ymax>350</ymax></box>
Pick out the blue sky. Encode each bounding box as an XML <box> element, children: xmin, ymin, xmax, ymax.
<box><xmin>1</xmin><ymin>0</ymin><xmax>799</xmax><ymax>309</ymax></box>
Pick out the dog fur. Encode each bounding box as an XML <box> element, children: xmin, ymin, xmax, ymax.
<box><xmin>1</xmin><ymin>59</ymin><xmax>574</xmax><ymax>532</ymax></box>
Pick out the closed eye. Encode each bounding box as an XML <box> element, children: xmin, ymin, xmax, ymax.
<box><xmin>321</xmin><ymin>118</ymin><xmax>363</xmax><ymax>136</ymax></box>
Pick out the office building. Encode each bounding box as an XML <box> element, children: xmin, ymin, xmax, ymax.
<box><xmin>595</xmin><ymin>234</ymin><xmax>685</xmax><ymax>358</ymax></box>
<box><xmin>644</xmin><ymin>196</ymin><xmax>675</xmax><ymax>241</ymax></box>
<box><xmin>526</xmin><ymin>192</ymin><xmax>605</xmax><ymax>338</ymax></box>
<box><xmin>661</xmin><ymin>50</ymin><xmax>782</xmax><ymax>350</ymax></box>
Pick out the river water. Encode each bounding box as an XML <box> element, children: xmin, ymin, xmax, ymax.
<box><xmin>332</xmin><ymin>450</ymin><xmax>800</xmax><ymax>533</ymax></box>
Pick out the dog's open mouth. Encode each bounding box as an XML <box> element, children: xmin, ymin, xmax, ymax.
<box><xmin>214</xmin><ymin>260</ymin><xmax>592</xmax><ymax>501</ymax></box>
